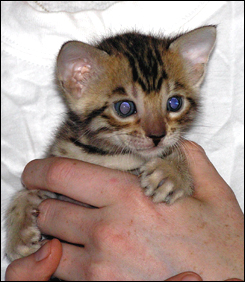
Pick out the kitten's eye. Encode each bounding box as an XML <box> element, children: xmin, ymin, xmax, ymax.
<box><xmin>114</xmin><ymin>101</ymin><xmax>136</xmax><ymax>117</ymax></box>
<box><xmin>167</xmin><ymin>96</ymin><xmax>183</xmax><ymax>112</ymax></box>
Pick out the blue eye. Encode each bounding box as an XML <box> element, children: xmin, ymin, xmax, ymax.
<box><xmin>114</xmin><ymin>101</ymin><xmax>136</xmax><ymax>117</ymax></box>
<box><xmin>167</xmin><ymin>96</ymin><xmax>183</xmax><ymax>112</ymax></box>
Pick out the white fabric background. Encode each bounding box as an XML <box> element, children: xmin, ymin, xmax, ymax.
<box><xmin>1</xmin><ymin>1</ymin><xmax>244</xmax><ymax>279</ymax></box>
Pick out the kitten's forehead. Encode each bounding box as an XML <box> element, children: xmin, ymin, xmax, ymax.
<box><xmin>98</xmin><ymin>33</ymin><xmax>170</xmax><ymax>94</ymax></box>
<box><xmin>97</xmin><ymin>33</ymin><xmax>194</xmax><ymax>97</ymax></box>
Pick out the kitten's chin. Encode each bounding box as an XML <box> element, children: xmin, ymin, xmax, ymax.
<box><xmin>136</xmin><ymin>146</ymin><xmax>169</xmax><ymax>159</ymax></box>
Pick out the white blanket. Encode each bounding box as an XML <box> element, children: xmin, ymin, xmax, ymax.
<box><xmin>1</xmin><ymin>1</ymin><xmax>244</xmax><ymax>279</ymax></box>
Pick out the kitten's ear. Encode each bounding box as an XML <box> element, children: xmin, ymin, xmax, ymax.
<box><xmin>169</xmin><ymin>26</ymin><xmax>216</xmax><ymax>86</ymax></box>
<box><xmin>57</xmin><ymin>41</ymin><xmax>109</xmax><ymax>99</ymax></box>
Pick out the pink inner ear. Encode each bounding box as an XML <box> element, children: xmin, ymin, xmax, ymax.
<box><xmin>57</xmin><ymin>40</ymin><xmax>109</xmax><ymax>99</ymax></box>
<box><xmin>170</xmin><ymin>27</ymin><xmax>216</xmax><ymax>62</ymax></box>
<box><xmin>70</xmin><ymin>60</ymin><xmax>91</xmax><ymax>84</ymax></box>
<box><xmin>71</xmin><ymin>61</ymin><xmax>91</xmax><ymax>98</ymax></box>
<box><xmin>169</xmin><ymin>26</ymin><xmax>216</xmax><ymax>86</ymax></box>
<box><xmin>180</xmin><ymin>41</ymin><xmax>214</xmax><ymax>66</ymax></box>
<box><xmin>60</xmin><ymin>58</ymin><xmax>91</xmax><ymax>83</ymax></box>
<box><xmin>58</xmin><ymin>59</ymin><xmax>92</xmax><ymax>99</ymax></box>
<box><xmin>175</xmin><ymin>26</ymin><xmax>216</xmax><ymax>67</ymax></box>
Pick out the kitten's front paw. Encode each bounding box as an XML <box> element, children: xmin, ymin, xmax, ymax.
<box><xmin>140</xmin><ymin>158</ymin><xmax>193</xmax><ymax>204</ymax></box>
<box><xmin>5</xmin><ymin>189</ymin><xmax>55</xmax><ymax>261</ymax></box>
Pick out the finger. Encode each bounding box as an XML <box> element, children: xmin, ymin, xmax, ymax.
<box><xmin>165</xmin><ymin>271</ymin><xmax>203</xmax><ymax>281</ymax></box>
<box><xmin>5</xmin><ymin>239</ymin><xmax>62</xmax><ymax>281</ymax></box>
<box><xmin>53</xmin><ymin>242</ymin><xmax>89</xmax><ymax>281</ymax></box>
<box><xmin>224</xmin><ymin>279</ymin><xmax>243</xmax><ymax>281</ymax></box>
<box><xmin>180</xmin><ymin>140</ymin><xmax>237</xmax><ymax>203</ymax></box>
<box><xmin>37</xmin><ymin>199</ymin><xmax>99</xmax><ymax>245</ymax></box>
<box><xmin>22</xmin><ymin>157</ymin><xmax>138</xmax><ymax>207</ymax></box>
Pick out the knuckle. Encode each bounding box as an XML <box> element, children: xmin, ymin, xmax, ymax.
<box><xmin>182</xmin><ymin>140</ymin><xmax>206</xmax><ymax>156</ymax></box>
<box><xmin>92</xmin><ymin>222</ymin><xmax>112</xmax><ymax>243</ymax></box>
<box><xmin>192</xmin><ymin>142</ymin><xmax>206</xmax><ymax>154</ymax></box>
<box><xmin>45</xmin><ymin>158</ymin><xmax>74</xmax><ymax>189</ymax></box>
<box><xmin>92</xmin><ymin>221</ymin><xmax>126</xmax><ymax>250</ymax></box>
<box><xmin>37</xmin><ymin>198</ymin><xmax>55</xmax><ymax>227</ymax></box>
<box><xmin>21</xmin><ymin>159</ymin><xmax>39</xmax><ymax>187</ymax></box>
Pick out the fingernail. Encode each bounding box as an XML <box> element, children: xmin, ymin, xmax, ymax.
<box><xmin>21</xmin><ymin>176</ymin><xmax>26</xmax><ymax>188</ymax></box>
<box><xmin>181</xmin><ymin>274</ymin><xmax>202</xmax><ymax>281</ymax></box>
<box><xmin>34</xmin><ymin>242</ymin><xmax>51</xmax><ymax>262</ymax></box>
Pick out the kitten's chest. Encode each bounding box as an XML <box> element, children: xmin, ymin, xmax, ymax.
<box><xmin>50</xmin><ymin>138</ymin><xmax>145</xmax><ymax>171</ymax></box>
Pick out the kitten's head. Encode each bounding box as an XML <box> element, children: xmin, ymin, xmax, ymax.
<box><xmin>57</xmin><ymin>26</ymin><xmax>216</xmax><ymax>159</ymax></box>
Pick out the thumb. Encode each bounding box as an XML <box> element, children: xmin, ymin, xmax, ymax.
<box><xmin>5</xmin><ymin>239</ymin><xmax>62</xmax><ymax>281</ymax></box>
<box><xmin>181</xmin><ymin>140</ymin><xmax>235</xmax><ymax>203</ymax></box>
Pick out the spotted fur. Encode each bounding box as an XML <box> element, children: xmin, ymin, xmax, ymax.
<box><xmin>6</xmin><ymin>26</ymin><xmax>216</xmax><ymax>261</ymax></box>
<box><xmin>50</xmin><ymin>27</ymin><xmax>216</xmax><ymax>167</ymax></box>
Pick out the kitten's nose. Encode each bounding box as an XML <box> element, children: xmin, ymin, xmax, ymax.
<box><xmin>149</xmin><ymin>134</ymin><xmax>165</xmax><ymax>146</ymax></box>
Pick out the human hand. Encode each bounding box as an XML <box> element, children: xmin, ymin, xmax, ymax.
<box><xmin>5</xmin><ymin>239</ymin><xmax>62</xmax><ymax>281</ymax></box>
<box><xmin>6</xmin><ymin>255</ymin><xmax>241</xmax><ymax>282</ymax></box>
<box><xmin>8</xmin><ymin>141</ymin><xmax>244</xmax><ymax>280</ymax></box>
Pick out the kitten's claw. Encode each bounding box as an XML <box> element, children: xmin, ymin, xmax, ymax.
<box><xmin>140</xmin><ymin>158</ymin><xmax>192</xmax><ymax>204</ymax></box>
<box><xmin>5</xmin><ymin>189</ymin><xmax>55</xmax><ymax>261</ymax></box>
<box><xmin>32</xmin><ymin>208</ymin><xmax>40</xmax><ymax>217</ymax></box>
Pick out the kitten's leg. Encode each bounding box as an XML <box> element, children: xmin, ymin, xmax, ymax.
<box><xmin>5</xmin><ymin>189</ymin><xmax>56</xmax><ymax>261</ymax></box>
<box><xmin>140</xmin><ymin>149</ymin><xmax>193</xmax><ymax>204</ymax></box>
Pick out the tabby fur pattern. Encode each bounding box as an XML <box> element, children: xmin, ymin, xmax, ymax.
<box><xmin>6</xmin><ymin>26</ymin><xmax>216</xmax><ymax>261</ymax></box>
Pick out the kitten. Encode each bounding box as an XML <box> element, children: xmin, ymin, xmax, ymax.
<box><xmin>5</xmin><ymin>26</ymin><xmax>216</xmax><ymax>261</ymax></box>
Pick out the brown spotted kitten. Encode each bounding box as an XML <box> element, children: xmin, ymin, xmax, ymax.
<box><xmin>6</xmin><ymin>26</ymin><xmax>216</xmax><ymax>260</ymax></box>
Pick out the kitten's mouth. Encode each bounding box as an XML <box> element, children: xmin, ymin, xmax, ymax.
<box><xmin>133</xmin><ymin>137</ymin><xmax>178</xmax><ymax>158</ymax></box>
<box><xmin>122</xmin><ymin>134</ymin><xmax>176</xmax><ymax>158</ymax></box>
<box><xmin>135</xmin><ymin>144</ymin><xmax>166</xmax><ymax>158</ymax></box>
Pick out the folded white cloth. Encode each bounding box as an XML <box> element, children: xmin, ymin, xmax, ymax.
<box><xmin>1</xmin><ymin>1</ymin><xmax>244</xmax><ymax>279</ymax></box>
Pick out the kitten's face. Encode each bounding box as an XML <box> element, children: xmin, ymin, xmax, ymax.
<box><xmin>57</xmin><ymin>27</ymin><xmax>216</xmax><ymax>160</ymax></box>
<box><xmin>109</xmin><ymin>85</ymin><xmax>196</xmax><ymax>159</ymax></box>
<box><xmin>84</xmin><ymin>60</ymin><xmax>197</xmax><ymax>160</ymax></box>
